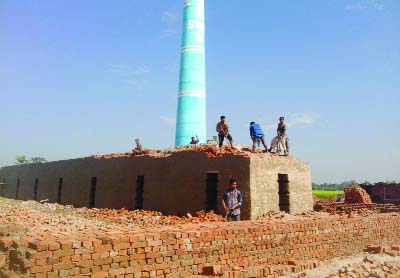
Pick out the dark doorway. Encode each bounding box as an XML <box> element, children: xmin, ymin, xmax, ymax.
<box><xmin>278</xmin><ymin>174</ymin><xmax>290</xmax><ymax>213</ymax></box>
<box><xmin>16</xmin><ymin>178</ymin><xmax>20</xmax><ymax>199</ymax></box>
<box><xmin>135</xmin><ymin>176</ymin><xmax>144</xmax><ymax>209</ymax></box>
<box><xmin>34</xmin><ymin>178</ymin><xmax>39</xmax><ymax>201</ymax></box>
<box><xmin>206</xmin><ymin>173</ymin><xmax>219</xmax><ymax>212</ymax></box>
<box><xmin>89</xmin><ymin>177</ymin><xmax>97</xmax><ymax>208</ymax></box>
<box><xmin>0</xmin><ymin>179</ymin><xmax>6</xmax><ymax>197</ymax></box>
<box><xmin>57</xmin><ymin>178</ymin><xmax>63</xmax><ymax>204</ymax></box>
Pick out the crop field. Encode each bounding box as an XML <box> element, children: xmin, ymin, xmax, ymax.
<box><xmin>313</xmin><ymin>190</ymin><xmax>344</xmax><ymax>199</ymax></box>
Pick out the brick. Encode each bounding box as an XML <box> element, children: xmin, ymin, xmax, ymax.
<box><xmin>30</xmin><ymin>265</ymin><xmax>53</xmax><ymax>274</ymax></box>
<box><xmin>53</xmin><ymin>261</ymin><xmax>74</xmax><ymax>271</ymax></box>
<box><xmin>53</xmin><ymin>249</ymin><xmax>74</xmax><ymax>258</ymax></box>
<box><xmin>29</xmin><ymin>241</ymin><xmax>48</xmax><ymax>252</ymax></box>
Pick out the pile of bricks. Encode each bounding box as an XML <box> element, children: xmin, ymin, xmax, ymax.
<box><xmin>314</xmin><ymin>202</ymin><xmax>400</xmax><ymax>215</ymax></box>
<box><xmin>1</xmin><ymin>198</ymin><xmax>400</xmax><ymax>277</ymax></box>
<box><xmin>77</xmin><ymin>208</ymin><xmax>225</xmax><ymax>227</ymax></box>
<box><xmin>87</xmin><ymin>145</ymin><xmax>258</xmax><ymax>160</ymax></box>
<box><xmin>326</xmin><ymin>255</ymin><xmax>400</xmax><ymax>278</ymax></box>
<box><xmin>344</xmin><ymin>187</ymin><xmax>373</xmax><ymax>204</ymax></box>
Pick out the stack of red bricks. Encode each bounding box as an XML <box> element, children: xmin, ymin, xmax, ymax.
<box><xmin>2</xmin><ymin>212</ymin><xmax>400</xmax><ymax>277</ymax></box>
<box><xmin>345</xmin><ymin>187</ymin><xmax>373</xmax><ymax>204</ymax></box>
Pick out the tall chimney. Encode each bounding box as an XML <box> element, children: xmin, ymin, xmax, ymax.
<box><xmin>175</xmin><ymin>0</ymin><xmax>206</xmax><ymax>146</ymax></box>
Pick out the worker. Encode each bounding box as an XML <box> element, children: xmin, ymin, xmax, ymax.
<box><xmin>249</xmin><ymin>122</ymin><xmax>268</xmax><ymax>153</ymax></box>
<box><xmin>190</xmin><ymin>135</ymin><xmax>199</xmax><ymax>145</ymax></box>
<box><xmin>132</xmin><ymin>139</ymin><xmax>144</xmax><ymax>155</ymax></box>
<box><xmin>222</xmin><ymin>178</ymin><xmax>242</xmax><ymax>221</ymax></box>
<box><xmin>216</xmin><ymin>115</ymin><xmax>233</xmax><ymax>152</ymax></box>
<box><xmin>270</xmin><ymin>117</ymin><xmax>289</xmax><ymax>155</ymax></box>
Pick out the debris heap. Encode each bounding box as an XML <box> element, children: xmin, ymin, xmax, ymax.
<box><xmin>345</xmin><ymin>187</ymin><xmax>373</xmax><ymax>204</ymax></box>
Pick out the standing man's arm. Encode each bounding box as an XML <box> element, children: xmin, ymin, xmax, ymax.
<box><xmin>222</xmin><ymin>192</ymin><xmax>228</xmax><ymax>211</ymax></box>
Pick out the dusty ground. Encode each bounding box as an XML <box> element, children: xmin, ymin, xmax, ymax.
<box><xmin>286</xmin><ymin>253</ymin><xmax>400</xmax><ymax>278</ymax></box>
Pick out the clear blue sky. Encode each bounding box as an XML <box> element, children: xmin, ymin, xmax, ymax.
<box><xmin>1</xmin><ymin>0</ymin><xmax>399</xmax><ymax>183</ymax></box>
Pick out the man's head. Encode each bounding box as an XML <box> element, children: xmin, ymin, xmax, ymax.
<box><xmin>250</xmin><ymin>121</ymin><xmax>255</xmax><ymax>126</ymax></box>
<box><xmin>229</xmin><ymin>178</ymin><xmax>238</xmax><ymax>190</ymax></box>
<box><xmin>279</xmin><ymin>117</ymin><xmax>284</xmax><ymax>123</ymax></box>
<box><xmin>135</xmin><ymin>138</ymin><xmax>140</xmax><ymax>143</ymax></box>
<box><xmin>220</xmin><ymin>115</ymin><xmax>226</xmax><ymax>122</ymax></box>
<box><xmin>191</xmin><ymin>137</ymin><xmax>195</xmax><ymax>141</ymax></box>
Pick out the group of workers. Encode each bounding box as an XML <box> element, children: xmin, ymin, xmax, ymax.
<box><xmin>133</xmin><ymin>116</ymin><xmax>290</xmax><ymax>156</ymax></box>
<box><xmin>215</xmin><ymin>116</ymin><xmax>291</xmax><ymax>221</ymax></box>
<box><xmin>214</xmin><ymin>115</ymin><xmax>289</xmax><ymax>155</ymax></box>
<box><xmin>132</xmin><ymin>116</ymin><xmax>290</xmax><ymax>222</ymax></box>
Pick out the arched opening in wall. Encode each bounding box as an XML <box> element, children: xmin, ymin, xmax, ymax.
<box><xmin>278</xmin><ymin>174</ymin><xmax>290</xmax><ymax>213</ymax></box>
<box><xmin>205</xmin><ymin>172</ymin><xmax>219</xmax><ymax>212</ymax></box>
<box><xmin>16</xmin><ymin>178</ymin><xmax>20</xmax><ymax>199</ymax></box>
<box><xmin>89</xmin><ymin>177</ymin><xmax>97</xmax><ymax>208</ymax></box>
<box><xmin>34</xmin><ymin>178</ymin><xmax>39</xmax><ymax>201</ymax></box>
<box><xmin>135</xmin><ymin>176</ymin><xmax>144</xmax><ymax>210</ymax></box>
<box><xmin>57</xmin><ymin>178</ymin><xmax>63</xmax><ymax>204</ymax></box>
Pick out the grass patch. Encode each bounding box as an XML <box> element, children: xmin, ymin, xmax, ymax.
<box><xmin>313</xmin><ymin>190</ymin><xmax>344</xmax><ymax>199</ymax></box>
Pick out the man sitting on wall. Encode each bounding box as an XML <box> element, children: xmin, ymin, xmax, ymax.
<box><xmin>132</xmin><ymin>138</ymin><xmax>144</xmax><ymax>155</ymax></box>
<box><xmin>190</xmin><ymin>135</ymin><xmax>199</xmax><ymax>145</ymax></box>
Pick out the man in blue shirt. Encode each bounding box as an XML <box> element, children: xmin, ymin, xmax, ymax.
<box><xmin>249</xmin><ymin>122</ymin><xmax>269</xmax><ymax>153</ymax></box>
<box><xmin>222</xmin><ymin>179</ymin><xmax>243</xmax><ymax>221</ymax></box>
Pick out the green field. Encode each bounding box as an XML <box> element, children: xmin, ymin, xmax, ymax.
<box><xmin>312</xmin><ymin>190</ymin><xmax>344</xmax><ymax>199</ymax></box>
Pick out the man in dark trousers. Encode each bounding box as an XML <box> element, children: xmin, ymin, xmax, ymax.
<box><xmin>249</xmin><ymin>122</ymin><xmax>269</xmax><ymax>153</ymax></box>
<box><xmin>222</xmin><ymin>178</ymin><xmax>243</xmax><ymax>221</ymax></box>
<box><xmin>216</xmin><ymin>115</ymin><xmax>233</xmax><ymax>152</ymax></box>
<box><xmin>270</xmin><ymin>117</ymin><xmax>289</xmax><ymax>155</ymax></box>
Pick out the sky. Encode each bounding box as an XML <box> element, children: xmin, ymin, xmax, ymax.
<box><xmin>1</xmin><ymin>0</ymin><xmax>399</xmax><ymax>183</ymax></box>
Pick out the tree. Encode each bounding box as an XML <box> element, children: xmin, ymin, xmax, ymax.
<box><xmin>30</xmin><ymin>157</ymin><xmax>47</xmax><ymax>163</ymax></box>
<box><xmin>15</xmin><ymin>155</ymin><xmax>29</xmax><ymax>164</ymax></box>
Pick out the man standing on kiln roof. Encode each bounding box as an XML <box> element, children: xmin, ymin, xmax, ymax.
<box><xmin>216</xmin><ymin>115</ymin><xmax>233</xmax><ymax>152</ymax></box>
<box><xmin>249</xmin><ymin>121</ymin><xmax>269</xmax><ymax>153</ymax></box>
<box><xmin>270</xmin><ymin>117</ymin><xmax>289</xmax><ymax>155</ymax></box>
